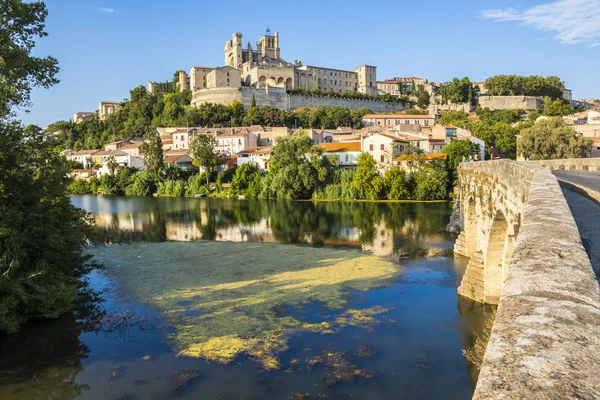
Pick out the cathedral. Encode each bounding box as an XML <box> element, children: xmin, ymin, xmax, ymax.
<box><xmin>222</xmin><ymin>29</ymin><xmax>378</xmax><ymax>96</ymax></box>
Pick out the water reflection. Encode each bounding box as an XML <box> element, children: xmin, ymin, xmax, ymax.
<box><xmin>76</xmin><ymin>196</ymin><xmax>452</xmax><ymax>259</ymax></box>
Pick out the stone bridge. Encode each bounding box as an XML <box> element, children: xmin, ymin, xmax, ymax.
<box><xmin>452</xmin><ymin>160</ymin><xmax>600</xmax><ymax>399</ymax></box>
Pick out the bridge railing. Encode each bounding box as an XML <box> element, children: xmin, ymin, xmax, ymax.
<box><xmin>526</xmin><ymin>158</ymin><xmax>600</xmax><ymax>172</ymax></box>
<box><xmin>459</xmin><ymin>161</ymin><xmax>600</xmax><ymax>399</ymax></box>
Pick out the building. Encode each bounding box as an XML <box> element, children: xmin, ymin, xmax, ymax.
<box><xmin>362</xmin><ymin>114</ymin><xmax>436</xmax><ymax>128</ymax></box>
<box><xmin>236</xmin><ymin>146</ymin><xmax>273</xmax><ymax>170</ymax></box>
<box><xmin>393</xmin><ymin>153</ymin><xmax>447</xmax><ymax>169</ymax></box>
<box><xmin>183</xmin><ymin>29</ymin><xmax>378</xmax><ymax>103</ymax></box>
<box><xmin>377</xmin><ymin>76</ymin><xmax>430</xmax><ymax>96</ymax></box>
<box><xmin>98</xmin><ymin>101</ymin><xmax>122</xmax><ymax>120</ymax></box>
<box><xmin>317</xmin><ymin>142</ymin><xmax>362</xmax><ymax>167</ymax></box>
<box><xmin>164</xmin><ymin>154</ymin><xmax>194</xmax><ymax>171</ymax></box>
<box><xmin>363</xmin><ymin>133</ymin><xmax>409</xmax><ymax>166</ymax></box>
<box><xmin>215</xmin><ymin>129</ymin><xmax>258</xmax><ymax>154</ymax></box>
<box><xmin>73</xmin><ymin>112</ymin><xmax>96</xmax><ymax>124</ymax></box>
<box><xmin>67</xmin><ymin>150</ymin><xmax>98</xmax><ymax>169</ymax></box>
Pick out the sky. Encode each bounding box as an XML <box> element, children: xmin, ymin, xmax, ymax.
<box><xmin>18</xmin><ymin>0</ymin><xmax>600</xmax><ymax>127</ymax></box>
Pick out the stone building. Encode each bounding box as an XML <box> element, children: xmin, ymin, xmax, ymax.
<box><xmin>98</xmin><ymin>101</ymin><xmax>122</xmax><ymax>120</ymax></box>
<box><xmin>73</xmin><ymin>111</ymin><xmax>96</xmax><ymax>124</ymax></box>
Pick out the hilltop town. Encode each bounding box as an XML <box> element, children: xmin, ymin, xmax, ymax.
<box><xmin>41</xmin><ymin>29</ymin><xmax>599</xmax><ymax>188</ymax></box>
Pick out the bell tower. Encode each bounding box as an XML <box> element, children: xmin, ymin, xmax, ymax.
<box><xmin>224</xmin><ymin>32</ymin><xmax>243</xmax><ymax>69</ymax></box>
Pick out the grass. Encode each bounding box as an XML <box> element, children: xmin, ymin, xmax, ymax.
<box><xmin>89</xmin><ymin>241</ymin><xmax>398</xmax><ymax>370</ymax></box>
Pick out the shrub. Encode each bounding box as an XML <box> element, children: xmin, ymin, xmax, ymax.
<box><xmin>125</xmin><ymin>172</ymin><xmax>155</xmax><ymax>196</ymax></box>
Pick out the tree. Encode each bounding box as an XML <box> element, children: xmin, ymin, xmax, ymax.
<box><xmin>190</xmin><ymin>134</ymin><xmax>217</xmax><ymax>185</ymax></box>
<box><xmin>268</xmin><ymin>130</ymin><xmax>328</xmax><ymax>199</ymax></box>
<box><xmin>542</xmin><ymin>96</ymin><xmax>573</xmax><ymax>117</ymax></box>
<box><xmin>23</xmin><ymin>124</ymin><xmax>43</xmax><ymax>138</ymax></box>
<box><xmin>0</xmin><ymin>1</ymin><xmax>98</xmax><ymax>333</ymax></box>
<box><xmin>473</xmin><ymin>122</ymin><xmax>518</xmax><ymax>160</ymax></box>
<box><xmin>518</xmin><ymin>118</ymin><xmax>593</xmax><ymax>160</ymax></box>
<box><xmin>141</xmin><ymin>132</ymin><xmax>163</xmax><ymax>178</ymax></box>
<box><xmin>438</xmin><ymin>77</ymin><xmax>477</xmax><ymax>105</ymax></box>
<box><xmin>352</xmin><ymin>153</ymin><xmax>384</xmax><ymax>200</ymax></box>
<box><xmin>483</xmin><ymin>75</ymin><xmax>565</xmax><ymax>99</ymax></box>
<box><xmin>442</xmin><ymin>139</ymin><xmax>479</xmax><ymax>188</ymax></box>
<box><xmin>384</xmin><ymin>167</ymin><xmax>410</xmax><ymax>200</ymax></box>
<box><xmin>231</xmin><ymin>163</ymin><xmax>259</xmax><ymax>195</ymax></box>
<box><xmin>105</xmin><ymin>156</ymin><xmax>118</xmax><ymax>176</ymax></box>
<box><xmin>415</xmin><ymin>85</ymin><xmax>431</xmax><ymax>109</ymax></box>
<box><xmin>436</xmin><ymin>111</ymin><xmax>471</xmax><ymax>129</ymax></box>
<box><xmin>0</xmin><ymin>1</ymin><xmax>59</xmax><ymax>118</ymax></box>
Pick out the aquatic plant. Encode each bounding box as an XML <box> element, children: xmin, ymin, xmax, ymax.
<box><xmin>90</xmin><ymin>241</ymin><xmax>398</xmax><ymax>370</ymax></box>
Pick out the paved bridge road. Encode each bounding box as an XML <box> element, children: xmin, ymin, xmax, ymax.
<box><xmin>553</xmin><ymin>170</ymin><xmax>600</xmax><ymax>278</ymax></box>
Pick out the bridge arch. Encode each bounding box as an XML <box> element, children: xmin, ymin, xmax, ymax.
<box><xmin>483</xmin><ymin>210</ymin><xmax>509</xmax><ymax>303</ymax></box>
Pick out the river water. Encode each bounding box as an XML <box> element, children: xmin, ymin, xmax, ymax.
<box><xmin>0</xmin><ymin>196</ymin><xmax>493</xmax><ymax>400</ymax></box>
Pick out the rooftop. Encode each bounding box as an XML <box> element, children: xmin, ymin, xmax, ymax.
<box><xmin>362</xmin><ymin>114</ymin><xmax>434</xmax><ymax>119</ymax></box>
<box><xmin>317</xmin><ymin>142</ymin><xmax>362</xmax><ymax>152</ymax></box>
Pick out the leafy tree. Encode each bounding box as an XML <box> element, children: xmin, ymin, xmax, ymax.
<box><xmin>473</xmin><ymin>122</ymin><xmax>518</xmax><ymax>159</ymax></box>
<box><xmin>0</xmin><ymin>1</ymin><xmax>59</xmax><ymax>118</ymax></box>
<box><xmin>412</xmin><ymin>161</ymin><xmax>448</xmax><ymax>200</ymax></box>
<box><xmin>190</xmin><ymin>134</ymin><xmax>217</xmax><ymax>185</ymax></box>
<box><xmin>125</xmin><ymin>172</ymin><xmax>155</xmax><ymax>196</ymax></box>
<box><xmin>484</xmin><ymin>75</ymin><xmax>565</xmax><ymax>99</ymax></box>
<box><xmin>437</xmin><ymin>77</ymin><xmax>478</xmax><ymax>105</ymax></box>
<box><xmin>436</xmin><ymin>111</ymin><xmax>471</xmax><ymax>128</ymax></box>
<box><xmin>518</xmin><ymin>118</ymin><xmax>593</xmax><ymax>160</ymax></box>
<box><xmin>542</xmin><ymin>96</ymin><xmax>573</xmax><ymax>116</ymax></box>
<box><xmin>415</xmin><ymin>84</ymin><xmax>430</xmax><ymax>108</ymax></box>
<box><xmin>23</xmin><ymin>124</ymin><xmax>43</xmax><ymax>138</ymax></box>
<box><xmin>352</xmin><ymin>153</ymin><xmax>384</xmax><ymax>200</ymax></box>
<box><xmin>0</xmin><ymin>1</ymin><xmax>99</xmax><ymax>333</ymax></box>
<box><xmin>269</xmin><ymin>130</ymin><xmax>328</xmax><ymax>199</ymax></box>
<box><xmin>114</xmin><ymin>166</ymin><xmax>137</xmax><ymax>194</ymax></box>
<box><xmin>442</xmin><ymin>139</ymin><xmax>479</xmax><ymax>188</ymax></box>
<box><xmin>231</xmin><ymin>163</ymin><xmax>259</xmax><ymax>195</ymax></box>
<box><xmin>384</xmin><ymin>167</ymin><xmax>411</xmax><ymax>200</ymax></box>
<box><xmin>475</xmin><ymin>108</ymin><xmax>523</xmax><ymax>125</ymax></box>
<box><xmin>141</xmin><ymin>132</ymin><xmax>163</xmax><ymax>178</ymax></box>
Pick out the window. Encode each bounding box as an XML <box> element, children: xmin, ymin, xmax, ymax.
<box><xmin>380</xmin><ymin>144</ymin><xmax>384</xmax><ymax>150</ymax></box>
<box><xmin>405</xmin><ymin>119</ymin><xmax>409</xmax><ymax>124</ymax></box>
<box><xmin>424</xmin><ymin>120</ymin><xmax>429</xmax><ymax>126</ymax></box>
<box><xmin>344</xmin><ymin>154</ymin><xmax>349</xmax><ymax>162</ymax></box>
<box><xmin>369</xmin><ymin>144</ymin><xmax>374</xmax><ymax>151</ymax></box>
<box><xmin>330</xmin><ymin>80</ymin><xmax>333</xmax><ymax>84</ymax></box>
<box><xmin>380</xmin><ymin>155</ymin><xmax>384</xmax><ymax>162</ymax></box>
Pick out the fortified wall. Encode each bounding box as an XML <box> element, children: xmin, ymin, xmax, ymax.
<box><xmin>527</xmin><ymin>158</ymin><xmax>600</xmax><ymax>172</ymax></box>
<box><xmin>478</xmin><ymin>95</ymin><xmax>543</xmax><ymax>110</ymax></box>
<box><xmin>190</xmin><ymin>87</ymin><xmax>407</xmax><ymax>112</ymax></box>
<box><xmin>453</xmin><ymin>160</ymin><xmax>600</xmax><ymax>399</ymax></box>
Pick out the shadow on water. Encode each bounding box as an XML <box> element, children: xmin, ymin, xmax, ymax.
<box><xmin>0</xmin><ymin>196</ymin><xmax>493</xmax><ymax>399</ymax></box>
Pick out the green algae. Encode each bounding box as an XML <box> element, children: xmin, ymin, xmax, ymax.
<box><xmin>89</xmin><ymin>241</ymin><xmax>398</xmax><ymax>370</ymax></box>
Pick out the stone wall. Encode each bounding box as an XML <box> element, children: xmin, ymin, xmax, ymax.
<box><xmin>190</xmin><ymin>87</ymin><xmax>406</xmax><ymax>112</ymax></box>
<box><xmin>429</xmin><ymin>102</ymin><xmax>472</xmax><ymax>114</ymax></box>
<box><xmin>457</xmin><ymin>161</ymin><xmax>600</xmax><ymax>399</ymax></box>
<box><xmin>527</xmin><ymin>158</ymin><xmax>600</xmax><ymax>172</ymax></box>
<box><xmin>478</xmin><ymin>95</ymin><xmax>543</xmax><ymax>110</ymax></box>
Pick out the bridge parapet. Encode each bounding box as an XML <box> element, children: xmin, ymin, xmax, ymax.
<box><xmin>454</xmin><ymin>160</ymin><xmax>600</xmax><ymax>399</ymax></box>
<box><xmin>527</xmin><ymin>158</ymin><xmax>600</xmax><ymax>172</ymax></box>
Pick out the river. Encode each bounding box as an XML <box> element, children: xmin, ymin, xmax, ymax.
<box><xmin>0</xmin><ymin>195</ymin><xmax>493</xmax><ymax>400</ymax></box>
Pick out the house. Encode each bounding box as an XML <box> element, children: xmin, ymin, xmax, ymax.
<box><xmin>588</xmin><ymin>110</ymin><xmax>600</xmax><ymax>125</ymax></box>
<box><xmin>363</xmin><ymin>133</ymin><xmax>409</xmax><ymax>166</ymax></box>
<box><xmin>120</xmin><ymin>142</ymin><xmax>143</xmax><ymax>157</ymax></box>
<box><xmin>68</xmin><ymin>169</ymin><xmax>96</xmax><ymax>179</ymax></box>
<box><xmin>362</xmin><ymin>114</ymin><xmax>435</xmax><ymax>128</ymax></box>
<box><xmin>317</xmin><ymin>141</ymin><xmax>362</xmax><ymax>167</ymax></box>
<box><xmin>67</xmin><ymin>150</ymin><xmax>99</xmax><ymax>169</ymax></box>
<box><xmin>164</xmin><ymin>154</ymin><xmax>194</xmax><ymax>171</ymax></box>
<box><xmin>237</xmin><ymin>146</ymin><xmax>273</xmax><ymax>171</ymax></box>
<box><xmin>104</xmin><ymin>140</ymin><xmax>130</xmax><ymax>151</ymax></box>
<box><xmin>215</xmin><ymin>129</ymin><xmax>258</xmax><ymax>154</ymax></box>
<box><xmin>92</xmin><ymin>150</ymin><xmax>145</xmax><ymax>176</ymax></box>
<box><xmin>215</xmin><ymin>154</ymin><xmax>237</xmax><ymax>172</ymax></box>
<box><xmin>73</xmin><ymin>112</ymin><xmax>96</xmax><ymax>124</ymax></box>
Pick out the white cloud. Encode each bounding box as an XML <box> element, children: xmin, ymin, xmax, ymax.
<box><xmin>481</xmin><ymin>0</ymin><xmax>600</xmax><ymax>46</ymax></box>
<box><xmin>98</xmin><ymin>7</ymin><xmax>115</xmax><ymax>13</ymax></box>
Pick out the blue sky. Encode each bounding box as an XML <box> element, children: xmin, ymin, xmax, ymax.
<box><xmin>19</xmin><ymin>0</ymin><xmax>600</xmax><ymax>127</ymax></box>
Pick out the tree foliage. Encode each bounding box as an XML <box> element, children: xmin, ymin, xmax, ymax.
<box><xmin>352</xmin><ymin>153</ymin><xmax>384</xmax><ymax>200</ymax></box>
<box><xmin>518</xmin><ymin>118</ymin><xmax>593</xmax><ymax>160</ymax></box>
<box><xmin>0</xmin><ymin>1</ymin><xmax>59</xmax><ymax>118</ymax></box>
<box><xmin>484</xmin><ymin>75</ymin><xmax>565</xmax><ymax>99</ymax></box>
<box><xmin>542</xmin><ymin>96</ymin><xmax>573</xmax><ymax>117</ymax></box>
<box><xmin>268</xmin><ymin>130</ymin><xmax>328</xmax><ymax>199</ymax></box>
<box><xmin>141</xmin><ymin>132</ymin><xmax>163</xmax><ymax>178</ymax></box>
<box><xmin>437</xmin><ymin>77</ymin><xmax>478</xmax><ymax>105</ymax></box>
<box><xmin>190</xmin><ymin>134</ymin><xmax>217</xmax><ymax>185</ymax></box>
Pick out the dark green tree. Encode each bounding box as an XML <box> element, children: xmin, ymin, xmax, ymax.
<box><xmin>352</xmin><ymin>152</ymin><xmax>384</xmax><ymax>200</ymax></box>
<box><xmin>190</xmin><ymin>134</ymin><xmax>217</xmax><ymax>185</ymax></box>
<box><xmin>141</xmin><ymin>132</ymin><xmax>163</xmax><ymax>178</ymax></box>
